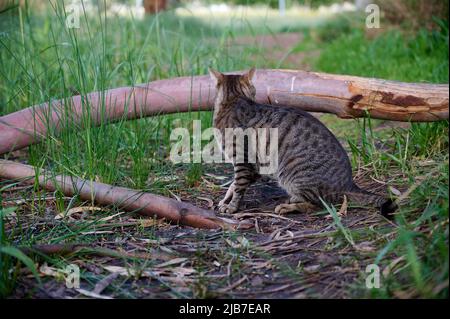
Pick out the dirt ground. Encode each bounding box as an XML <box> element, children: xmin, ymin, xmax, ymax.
<box><xmin>3</xmin><ymin>157</ymin><xmax>399</xmax><ymax>299</ymax></box>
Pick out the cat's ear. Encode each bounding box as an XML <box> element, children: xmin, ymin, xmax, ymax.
<box><xmin>209</xmin><ymin>68</ymin><xmax>224</xmax><ymax>85</ymax></box>
<box><xmin>243</xmin><ymin>67</ymin><xmax>256</xmax><ymax>82</ymax></box>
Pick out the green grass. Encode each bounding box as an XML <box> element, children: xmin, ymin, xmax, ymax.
<box><xmin>0</xmin><ymin>1</ymin><xmax>448</xmax><ymax>298</ymax></box>
<box><xmin>316</xmin><ymin>27</ymin><xmax>449</xmax><ymax>82</ymax></box>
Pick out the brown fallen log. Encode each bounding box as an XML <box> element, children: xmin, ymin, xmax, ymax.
<box><xmin>0</xmin><ymin>69</ymin><xmax>447</xmax><ymax>155</ymax></box>
<box><xmin>0</xmin><ymin>160</ymin><xmax>246</xmax><ymax>230</ymax></box>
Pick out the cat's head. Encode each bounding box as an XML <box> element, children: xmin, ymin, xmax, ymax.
<box><xmin>209</xmin><ymin>67</ymin><xmax>256</xmax><ymax>101</ymax></box>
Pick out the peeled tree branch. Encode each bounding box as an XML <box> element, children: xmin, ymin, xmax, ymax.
<box><xmin>0</xmin><ymin>160</ymin><xmax>246</xmax><ymax>230</ymax></box>
<box><xmin>0</xmin><ymin>69</ymin><xmax>448</xmax><ymax>155</ymax></box>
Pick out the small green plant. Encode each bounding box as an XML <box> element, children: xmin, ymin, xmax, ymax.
<box><xmin>0</xmin><ymin>203</ymin><xmax>41</xmax><ymax>298</ymax></box>
<box><xmin>320</xmin><ymin>198</ymin><xmax>355</xmax><ymax>247</ymax></box>
<box><xmin>185</xmin><ymin>163</ymin><xmax>203</xmax><ymax>187</ymax></box>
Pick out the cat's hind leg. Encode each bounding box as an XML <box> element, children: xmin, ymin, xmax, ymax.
<box><xmin>275</xmin><ymin>195</ymin><xmax>316</xmax><ymax>214</ymax></box>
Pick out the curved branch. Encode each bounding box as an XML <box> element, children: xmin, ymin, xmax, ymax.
<box><xmin>0</xmin><ymin>69</ymin><xmax>448</xmax><ymax>155</ymax></box>
<box><xmin>0</xmin><ymin>160</ymin><xmax>247</xmax><ymax>230</ymax></box>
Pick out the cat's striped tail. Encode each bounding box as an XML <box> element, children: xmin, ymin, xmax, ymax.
<box><xmin>344</xmin><ymin>184</ymin><xmax>397</xmax><ymax>218</ymax></box>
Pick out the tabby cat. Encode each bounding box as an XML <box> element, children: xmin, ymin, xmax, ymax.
<box><xmin>209</xmin><ymin>67</ymin><xmax>397</xmax><ymax>217</ymax></box>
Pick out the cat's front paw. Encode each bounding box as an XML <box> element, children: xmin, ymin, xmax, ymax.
<box><xmin>218</xmin><ymin>204</ymin><xmax>239</xmax><ymax>214</ymax></box>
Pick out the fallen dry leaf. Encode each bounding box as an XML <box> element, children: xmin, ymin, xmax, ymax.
<box><xmin>383</xmin><ymin>256</ymin><xmax>406</xmax><ymax>277</ymax></box>
<box><xmin>55</xmin><ymin>206</ymin><xmax>103</xmax><ymax>220</ymax></box>
<box><xmin>98</xmin><ymin>211</ymin><xmax>127</xmax><ymax>222</ymax></box>
<box><xmin>154</xmin><ymin>258</ymin><xmax>188</xmax><ymax>268</ymax></box>
<box><xmin>103</xmin><ymin>265</ymin><xmax>147</xmax><ymax>277</ymax></box>
<box><xmin>353</xmin><ymin>241</ymin><xmax>376</xmax><ymax>252</ymax></box>
<box><xmin>204</xmin><ymin>173</ymin><xmax>228</xmax><ymax>180</ymax></box>
<box><xmin>196</xmin><ymin>196</ymin><xmax>214</xmax><ymax>208</ymax></box>
<box><xmin>93</xmin><ymin>272</ymin><xmax>120</xmax><ymax>295</ymax></box>
<box><xmin>389</xmin><ymin>186</ymin><xmax>402</xmax><ymax>196</ymax></box>
<box><xmin>339</xmin><ymin>195</ymin><xmax>348</xmax><ymax>217</ymax></box>
<box><xmin>304</xmin><ymin>264</ymin><xmax>321</xmax><ymax>273</ymax></box>
<box><xmin>76</xmin><ymin>288</ymin><xmax>113</xmax><ymax>299</ymax></box>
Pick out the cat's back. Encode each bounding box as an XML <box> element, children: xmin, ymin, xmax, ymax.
<box><xmin>232</xmin><ymin>97</ymin><xmax>353</xmax><ymax>184</ymax></box>
<box><xmin>233</xmin><ymin>97</ymin><xmax>336</xmax><ymax>137</ymax></box>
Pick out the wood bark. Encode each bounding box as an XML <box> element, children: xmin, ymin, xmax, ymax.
<box><xmin>0</xmin><ymin>69</ymin><xmax>447</xmax><ymax>155</ymax></box>
<box><xmin>0</xmin><ymin>160</ymin><xmax>247</xmax><ymax>230</ymax></box>
<box><xmin>143</xmin><ymin>0</ymin><xmax>167</xmax><ymax>14</ymax></box>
